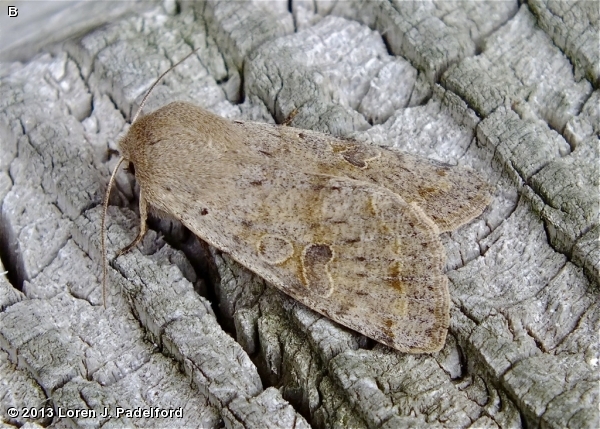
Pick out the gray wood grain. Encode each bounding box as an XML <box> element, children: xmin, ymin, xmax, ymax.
<box><xmin>0</xmin><ymin>1</ymin><xmax>597</xmax><ymax>428</ymax></box>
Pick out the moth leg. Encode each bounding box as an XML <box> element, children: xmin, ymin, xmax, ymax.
<box><xmin>282</xmin><ymin>108</ymin><xmax>298</xmax><ymax>126</ymax></box>
<box><xmin>116</xmin><ymin>188</ymin><xmax>148</xmax><ymax>257</ymax></box>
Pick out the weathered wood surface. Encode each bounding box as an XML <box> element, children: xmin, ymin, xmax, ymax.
<box><xmin>0</xmin><ymin>1</ymin><xmax>598</xmax><ymax>428</ymax></box>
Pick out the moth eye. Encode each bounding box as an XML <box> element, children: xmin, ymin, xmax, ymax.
<box><xmin>125</xmin><ymin>162</ymin><xmax>136</xmax><ymax>176</ymax></box>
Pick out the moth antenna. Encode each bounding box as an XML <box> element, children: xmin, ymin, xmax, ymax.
<box><xmin>102</xmin><ymin>156</ymin><xmax>125</xmax><ymax>308</ymax></box>
<box><xmin>131</xmin><ymin>47</ymin><xmax>201</xmax><ymax>124</ymax></box>
<box><xmin>100</xmin><ymin>48</ymin><xmax>200</xmax><ymax>308</ymax></box>
<box><xmin>102</xmin><ymin>47</ymin><xmax>201</xmax><ymax>307</ymax></box>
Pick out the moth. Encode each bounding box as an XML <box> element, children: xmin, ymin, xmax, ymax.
<box><xmin>103</xmin><ymin>52</ymin><xmax>492</xmax><ymax>354</ymax></box>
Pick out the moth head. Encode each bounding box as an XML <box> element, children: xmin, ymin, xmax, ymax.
<box><xmin>118</xmin><ymin>116</ymin><xmax>150</xmax><ymax>168</ymax></box>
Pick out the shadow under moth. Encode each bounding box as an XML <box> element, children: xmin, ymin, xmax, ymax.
<box><xmin>103</xmin><ymin>52</ymin><xmax>492</xmax><ymax>354</ymax></box>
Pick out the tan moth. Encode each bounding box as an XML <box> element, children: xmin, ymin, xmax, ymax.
<box><xmin>102</xmin><ymin>50</ymin><xmax>492</xmax><ymax>353</ymax></box>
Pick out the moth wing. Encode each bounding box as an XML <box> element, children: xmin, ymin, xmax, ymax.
<box><xmin>134</xmin><ymin>105</ymin><xmax>452</xmax><ymax>352</ymax></box>
<box><xmin>172</xmin><ymin>167</ymin><xmax>449</xmax><ymax>353</ymax></box>
<box><xmin>238</xmin><ymin>122</ymin><xmax>492</xmax><ymax>233</ymax></box>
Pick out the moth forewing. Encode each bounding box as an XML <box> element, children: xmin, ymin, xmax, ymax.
<box><xmin>238</xmin><ymin>121</ymin><xmax>493</xmax><ymax>233</ymax></box>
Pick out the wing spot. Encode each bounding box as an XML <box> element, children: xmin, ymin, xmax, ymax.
<box><xmin>302</xmin><ymin>244</ymin><xmax>335</xmax><ymax>297</ymax></box>
<box><xmin>257</xmin><ymin>235</ymin><xmax>294</xmax><ymax>265</ymax></box>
